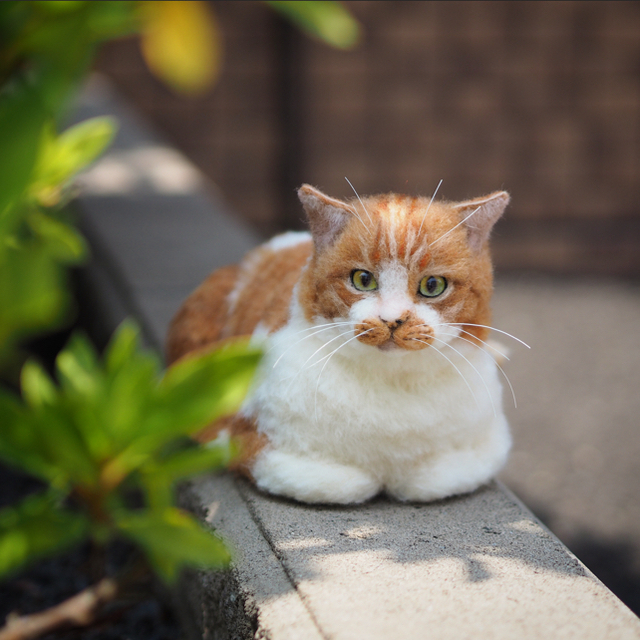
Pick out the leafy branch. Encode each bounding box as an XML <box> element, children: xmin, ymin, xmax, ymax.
<box><xmin>0</xmin><ymin>1</ymin><xmax>360</xmax><ymax>637</ymax></box>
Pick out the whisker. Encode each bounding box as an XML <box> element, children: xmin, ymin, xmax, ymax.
<box><xmin>267</xmin><ymin>320</ymin><xmax>353</xmax><ymax>351</ymax></box>
<box><xmin>441</xmin><ymin>323</ymin><xmax>531</xmax><ymax>349</ymax></box>
<box><xmin>311</xmin><ymin>329</ymin><xmax>371</xmax><ymax>368</ymax></box>
<box><xmin>271</xmin><ymin>322</ymin><xmax>353</xmax><ymax>367</ymax></box>
<box><xmin>412</xmin><ymin>338</ymin><xmax>480</xmax><ymax>409</ymax></box>
<box><xmin>418</xmin><ymin>178</ymin><xmax>443</xmax><ymax>237</ymax></box>
<box><xmin>438</xmin><ymin>331</ymin><xmax>517</xmax><ymax>409</ymax></box>
<box><xmin>282</xmin><ymin>328</ymin><xmax>357</xmax><ymax>390</ymax></box>
<box><xmin>345</xmin><ymin>176</ymin><xmax>374</xmax><ymax>226</ymax></box>
<box><xmin>495</xmin><ymin>358</ymin><xmax>517</xmax><ymax>409</ymax></box>
<box><xmin>314</xmin><ymin>329</ymin><xmax>373</xmax><ymax>422</ymax></box>
<box><xmin>303</xmin><ymin>328</ymin><xmax>357</xmax><ymax>370</ymax></box>
<box><xmin>437</xmin><ymin>328</ymin><xmax>510</xmax><ymax>362</ymax></box>
<box><xmin>430</xmin><ymin>205</ymin><xmax>481</xmax><ymax>247</ymax></box>
<box><xmin>430</xmin><ymin>335</ymin><xmax>497</xmax><ymax>417</ymax></box>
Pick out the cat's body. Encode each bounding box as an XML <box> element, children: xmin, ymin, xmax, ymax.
<box><xmin>167</xmin><ymin>184</ymin><xmax>512</xmax><ymax>504</ymax></box>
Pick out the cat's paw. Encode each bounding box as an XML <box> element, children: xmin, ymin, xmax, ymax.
<box><xmin>252</xmin><ymin>449</ymin><xmax>381</xmax><ymax>504</ymax></box>
<box><xmin>386</xmin><ymin>449</ymin><xmax>501</xmax><ymax>502</ymax></box>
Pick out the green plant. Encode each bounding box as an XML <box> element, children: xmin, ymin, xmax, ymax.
<box><xmin>0</xmin><ymin>1</ymin><xmax>360</xmax><ymax>636</ymax></box>
<box><xmin>0</xmin><ymin>323</ymin><xmax>259</xmax><ymax>582</ymax></box>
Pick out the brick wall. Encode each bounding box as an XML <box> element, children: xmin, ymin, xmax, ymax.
<box><xmin>95</xmin><ymin>0</ymin><xmax>640</xmax><ymax>275</ymax></box>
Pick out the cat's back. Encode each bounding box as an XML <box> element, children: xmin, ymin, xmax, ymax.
<box><xmin>166</xmin><ymin>231</ymin><xmax>312</xmax><ymax>364</ymax></box>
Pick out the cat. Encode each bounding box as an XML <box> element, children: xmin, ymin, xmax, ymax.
<box><xmin>166</xmin><ymin>183</ymin><xmax>514</xmax><ymax>504</ymax></box>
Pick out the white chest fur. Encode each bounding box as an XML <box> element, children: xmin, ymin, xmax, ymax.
<box><xmin>243</xmin><ymin>310</ymin><xmax>511</xmax><ymax>504</ymax></box>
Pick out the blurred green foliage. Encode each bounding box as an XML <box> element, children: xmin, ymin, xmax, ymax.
<box><xmin>0</xmin><ymin>0</ymin><xmax>262</xmax><ymax>589</ymax></box>
<box><xmin>0</xmin><ymin>0</ymin><xmax>359</xmax><ymax>620</ymax></box>
<box><xmin>0</xmin><ymin>324</ymin><xmax>260</xmax><ymax>581</ymax></box>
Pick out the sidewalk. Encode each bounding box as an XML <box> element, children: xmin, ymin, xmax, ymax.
<box><xmin>495</xmin><ymin>274</ymin><xmax>640</xmax><ymax>610</ymax></box>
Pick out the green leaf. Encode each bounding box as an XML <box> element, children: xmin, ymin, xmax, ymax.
<box><xmin>0</xmin><ymin>491</ymin><xmax>89</xmax><ymax>578</ymax></box>
<box><xmin>55</xmin><ymin>332</ymin><xmax>101</xmax><ymax>397</ymax></box>
<box><xmin>140</xmin><ymin>438</ymin><xmax>237</xmax><ymax>509</ymax></box>
<box><xmin>157</xmin><ymin>439</ymin><xmax>236</xmax><ymax>480</ymax></box>
<box><xmin>27</xmin><ymin>209</ymin><xmax>88</xmax><ymax>263</ymax></box>
<box><xmin>116</xmin><ymin>507</ymin><xmax>231</xmax><ymax>583</ymax></box>
<box><xmin>0</xmin><ymin>389</ymin><xmax>60</xmax><ymax>483</ymax></box>
<box><xmin>105</xmin><ymin>319</ymin><xmax>142</xmax><ymax>374</ymax></box>
<box><xmin>105</xmin><ymin>340</ymin><xmax>260</xmax><ymax>484</ymax></box>
<box><xmin>32</xmin><ymin>1</ymin><xmax>86</xmax><ymax>14</ymax></box>
<box><xmin>156</xmin><ymin>340</ymin><xmax>262</xmax><ymax>438</ymax></box>
<box><xmin>0</xmin><ymin>242</ymin><xmax>70</xmax><ymax>362</ymax></box>
<box><xmin>0</xmin><ymin>376</ymin><xmax>99</xmax><ymax>488</ymax></box>
<box><xmin>265</xmin><ymin>1</ymin><xmax>361</xmax><ymax>50</ymax></box>
<box><xmin>21</xmin><ymin>359</ymin><xmax>57</xmax><ymax>407</ymax></box>
<box><xmin>31</xmin><ymin>116</ymin><xmax>117</xmax><ymax>206</ymax></box>
<box><xmin>0</xmin><ymin>83</ymin><xmax>48</xmax><ymax>226</ymax></box>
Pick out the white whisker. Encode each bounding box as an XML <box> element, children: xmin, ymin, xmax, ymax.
<box><xmin>430</xmin><ymin>336</ymin><xmax>497</xmax><ymax>417</ymax></box>
<box><xmin>271</xmin><ymin>322</ymin><xmax>353</xmax><ymax>367</ymax></box>
<box><xmin>442</xmin><ymin>323</ymin><xmax>531</xmax><ymax>349</ymax></box>
<box><xmin>268</xmin><ymin>320</ymin><xmax>353</xmax><ymax>351</ymax></box>
<box><xmin>314</xmin><ymin>329</ymin><xmax>373</xmax><ymax>422</ymax></box>
<box><xmin>412</xmin><ymin>338</ymin><xmax>480</xmax><ymax>409</ymax></box>
<box><xmin>495</xmin><ymin>358</ymin><xmax>517</xmax><ymax>409</ymax></box>
<box><xmin>438</xmin><ymin>331</ymin><xmax>517</xmax><ymax>409</ymax></box>
<box><xmin>430</xmin><ymin>205</ymin><xmax>481</xmax><ymax>247</ymax></box>
<box><xmin>345</xmin><ymin>176</ymin><xmax>374</xmax><ymax>226</ymax></box>
<box><xmin>282</xmin><ymin>328</ymin><xmax>356</xmax><ymax>390</ymax></box>
<box><xmin>438</xmin><ymin>328</ymin><xmax>510</xmax><ymax>361</ymax></box>
<box><xmin>303</xmin><ymin>328</ymin><xmax>357</xmax><ymax>370</ymax></box>
<box><xmin>418</xmin><ymin>178</ymin><xmax>443</xmax><ymax>237</ymax></box>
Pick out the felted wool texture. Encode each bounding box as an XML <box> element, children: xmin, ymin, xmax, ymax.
<box><xmin>166</xmin><ymin>184</ymin><xmax>512</xmax><ymax>504</ymax></box>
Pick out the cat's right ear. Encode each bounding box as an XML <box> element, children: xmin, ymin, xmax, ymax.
<box><xmin>298</xmin><ymin>184</ymin><xmax>354</xmax><ymax>250</ymax></box>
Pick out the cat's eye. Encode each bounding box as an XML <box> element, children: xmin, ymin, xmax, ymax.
<box><xmin>418</xmin><ymin>275</ymin><xmax>447</xmax><ymax>298</ymax></box>
<box><xmin>351</xmin><ymin>269</ymin><xmax>378</xmax><ymax>292</ymax></box>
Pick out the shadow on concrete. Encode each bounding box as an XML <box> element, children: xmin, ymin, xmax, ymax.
<box><xmin>235</xmin><ymin>478</ymin><xmax>589</xmax><ymax>591</ymax></box>
<box><xmin>570</xmin><ymin>533</ymin><xmax>640</xmax><ymax>616</ymax></box>
<box><xmin>521</xmin><ymin>500</ymin><xmax>640</xmax><ymax>617</ymax></box>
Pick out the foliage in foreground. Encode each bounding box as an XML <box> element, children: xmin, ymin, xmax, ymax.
<box><xmin>0</xmin><ymin>0</ymin><xmax>360</xmax><ymax>635</ymax></box>
<box><xmin>0</xmin><ymin>323</ymin><xmax>260</xmax><ymax>583</ymax></box>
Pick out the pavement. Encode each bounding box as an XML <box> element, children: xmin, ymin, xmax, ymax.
<box><xmin>494</xmin><ymin>273</ymin><xmax>640</xmax><ymax>609</ymax></box>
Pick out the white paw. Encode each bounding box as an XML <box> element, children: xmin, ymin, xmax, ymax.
<box><xmin>387</xmin><ymin>449</ymin><xmax>504</xmax><ymax>502</ymax></box>
<box><xmin>252</xmin><ymin>449</ymin><xmax>381</xmax><ymax>504</ymax></box>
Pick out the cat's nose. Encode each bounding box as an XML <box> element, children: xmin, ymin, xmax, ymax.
<box><xmin>380</xmin><ymin>316</ymin><xmax>406</xmax><ymax>329</ymax></box>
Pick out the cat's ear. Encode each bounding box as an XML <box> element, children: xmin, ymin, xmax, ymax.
<box><xmin>453</xmin><ymin>191</ymin><xmax>510</xmax><ymax>252</ymax></box>
<box><xmin>298</xmin><ymin>184</ymin><xmax>354</xmax><ymax>250</ymax></box>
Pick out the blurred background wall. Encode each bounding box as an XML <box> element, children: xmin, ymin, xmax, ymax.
<box><xmin>95</xmin><ymin>0</ymin><xmax>640</xmax><ymax>276</ymax></box>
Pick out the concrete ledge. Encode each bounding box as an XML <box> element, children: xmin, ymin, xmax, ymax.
<box><xmin>73</xmin><ymin>77</ymin><xmax>640</xmax><ymax>639</ymax></box>
<box><xmin>179</xmin><ymin>476</ymin><xmax>640</xmax><ymax>640</ymax></box>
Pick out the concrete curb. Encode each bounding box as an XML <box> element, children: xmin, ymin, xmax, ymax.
<box><xmin>73</xmin><ymin>76</ymin><xmax>640</xmax><ymax>639</ymax></box>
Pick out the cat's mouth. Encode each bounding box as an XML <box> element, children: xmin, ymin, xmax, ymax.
<box><xmin>377</xmin><ymin>341</ymin><xmax>400</xmax><ymax>352</ymax></box>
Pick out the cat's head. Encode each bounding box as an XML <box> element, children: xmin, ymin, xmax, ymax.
<box><xmin>296</xmin><ymin>183</ymin><xmax>509</xmax><ymax>352</ymax></box>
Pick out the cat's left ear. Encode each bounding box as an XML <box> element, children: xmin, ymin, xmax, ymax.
<box><xmin>298</xmin><ymin>184</ymin><xmax>355</xmax><ymax>250</ymax></box>
<box><xmin>453</xmin><ymin>191</ymin><xmax>510</xmax><ymax>252</ymax></box>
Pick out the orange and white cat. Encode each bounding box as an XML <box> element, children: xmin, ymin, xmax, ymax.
<box><xmin>167</xmin><ymin>183</ymin><xmax>513</xmax><ymax>504</ymax></box>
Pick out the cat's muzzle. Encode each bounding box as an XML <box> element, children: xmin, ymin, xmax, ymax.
<box><xmin>355</xmin><ymin>314</ymin><xmax>434</xmax><ymax>351</ymax></box>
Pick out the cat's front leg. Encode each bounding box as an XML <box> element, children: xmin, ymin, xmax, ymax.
<box><xmin>251</xmin><ymin>448</ymin><xmax>381</xmax><ymax>504</ymax></box>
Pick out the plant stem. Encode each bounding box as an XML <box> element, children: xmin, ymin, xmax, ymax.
<box><xmin>0</xmin><ymin>577</ymin><xmax>118</xmax><ymax>640</ymax></box>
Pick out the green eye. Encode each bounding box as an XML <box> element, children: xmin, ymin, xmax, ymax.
<box><xmin>351</xmin><ymin>269</ymin><xmax>378</xmax><ymax>292</ymax></box>
<box><xmin>419</xmin><ymin>275</ymin><xmax>447</xmax><ymax>298</ymax></box>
